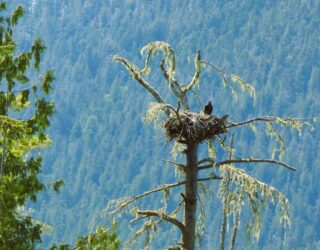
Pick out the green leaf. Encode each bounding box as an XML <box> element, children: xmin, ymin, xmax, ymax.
<box><xmin>53</xmin><ymin>179</ymin><xmax>64</xmax><ymax>193</ymax></box>
<box><xmin>16</xmin><ymin>73</ymin><xmax>29</xmax><ymax>84</ymax></box>
<box><xmin>17</xmin><ymin>52</ymin><xmax>31</xmax><ymax>72</ymax></box>
<box><xmin>31</xmin><ymin>38</ymin><xmax>46</xmax><ymax>71</ymax></box>
<box><xmin>21</xmin><ymin>89</ymin><xmax>29</xmax><ymax>104</ymax></box>
<box><xmin>0</xmin><ymin>44</ymin><xmax>15</xmax><ymax>56</ymax></box>
<box><xmin>42</xmin><ymin>70</ymin><xmax>55</xmax><ymax>94</ymax></box>
<box><xmin>0</xmin><ymin>2</ymin><xmax>6</xmax><ymax>12</ymax></box>
<box><xmin>32</xmin><ymin>85</ymin><xmax>38</xmax><ymax>93</ymax></box>
<box><xmin>11</xmin><ymin>5</ymin><xmax>25</xmax><ymax>26</ymax></box>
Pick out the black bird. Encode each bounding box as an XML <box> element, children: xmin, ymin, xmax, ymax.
<box><xmin>204</xmin><ymin>101</ymin><xmax>213</xmax><ymax>115</ymax></box>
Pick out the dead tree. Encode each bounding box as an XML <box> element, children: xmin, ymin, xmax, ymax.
<box><xmin>106</xmin><ymin>41</ymin><xmax>310</xmax><ymax>250</ymax></box>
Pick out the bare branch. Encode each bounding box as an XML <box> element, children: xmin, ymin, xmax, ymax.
<box><xmin>113</xmin><ymin>55</ymin><xmax>167</xmax><ymax>109</ymax></box>
<box><xmin>191</xmin><ymin>89</ymin><xmax>204</xmax><ymax>110</ymax></box>
<box><xmin>198</xmin><ymin>158</ymin><xmax>296</xmax><ymax>171</ymax></box>
<box><xmin>160</xmin><ymin>60</ymin><xmax>189</xmax><ymax>110</ymax></box>
<box><xmin>160</xmin><ymin>60</ymin><xmax>182</xmax><ymax>92</ymax></box>
<box><xmin>11</xmin><ymin>84</ymin><xmax>38</xmax><ymax>93</ymax></box>
<box><xmin>197</xmin><ymin>158</ymin><xmax>215</xmax><ymax>166</ymax></box>
<box><xmin>226</xmin><ymin>116</ymin><xmax>309</xmax><ymax>129</ymax></box>
<box><xmin>184</xmin><ymin>50</ymin><xmax>201</xmax><ymax>92</ymax></box>
<box><xmin>137</xmin><ymin>209</ymin><xmax>185</xmax><ymax>232</ymax></box>
<box><xmin>197</xmin><ymin>176</ymin><xmax>222</xmax><ymax>182</ymax></box>
<box><xmin>141</xmin><ymin>41</ymin><xmax>176</xmax><ymax>76</ymax></box>
<box><xmin>105</xmin><ymin>173</ymin><xmax>223</xmax><ymax>218</ymax></box>
<box><xmin>200</xmin><ymin>60</ymin><xmax>228</xmax><ymax>76</ymax></box>
<box><xmin>163</xmin><ymin>159</ymin><xmax>186</xmax><ymax>170</ymax></box>
<box><xmin>201</xmin><ymin>59</ymin><xmax>256</xmax><ymax>99</ymax></box>
<box><xmin>105</xmin><ymin>181</ymin><xmax>186</xmax><ymax>217</ymax></box>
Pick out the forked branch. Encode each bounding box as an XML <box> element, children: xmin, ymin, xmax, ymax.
<box><xmin>105</xmin><ymin>181</ymin><xmax>186</xmax><ymax>217</ymax></box>
<box><xmin>160</xmin><ymin>60</ymin><xmax>189</xmax><ymax>110</ymax></box>
<box><xmin>137</xmin><ymin>209</ymin><xmax>185</xmax><ymax>232</ymax></box>
<box><xmin>105</xmin><ymin>175</ymin><xmax>223</xmax><ymax>217</ymax></box>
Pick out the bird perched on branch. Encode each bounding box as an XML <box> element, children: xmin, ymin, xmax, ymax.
<box><xmin>204</xmin><ymin>101</ymin><xmax>213</xmax><ymax>115</ymax></box>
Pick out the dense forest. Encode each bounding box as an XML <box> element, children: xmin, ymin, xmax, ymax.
<box><xmin>5</xmin><ymin>0</ymin><xmax>319</xmax><ymax>249</ymax></box>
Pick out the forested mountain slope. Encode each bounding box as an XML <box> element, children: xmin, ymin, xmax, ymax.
<box><xmin>8</xmin><ymin>0</ymin><xmax>319</xmax><ymax>249</ymax></box>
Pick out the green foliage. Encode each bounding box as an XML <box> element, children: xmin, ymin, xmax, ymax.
<box><xmin>52</xmin><ymin>179</ymin><xmax>64</xmax><ymax>193</ymax></box>
<box><xmin>50</xmin><ymin>225</ymin><xmax>121</xmax><ymax>250</ymax></box>
<box><xmin>0</xmin><ymin>2</ymin><xmax>55</xmax><ymax>248</ymax></box>
<box><xmin>11</xmin><ymin>5</ymin><xmax>24</xmax><ymax>26</ymax></box>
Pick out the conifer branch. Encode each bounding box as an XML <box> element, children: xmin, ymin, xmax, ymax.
<box><xmin>137</xmin><ymin>209</ymin><xmax>185</xmax><ymax>232</ymax></box>
<box><xmin>197</xmin><ymin>158</ymin><xmax>296</xmax><ymax>171</ymax></box>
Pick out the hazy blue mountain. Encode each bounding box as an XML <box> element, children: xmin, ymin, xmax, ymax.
<box><xmin>8</xmin><ymin>0</ymin><xmax>319</xmax><ymax>249</ymax></box>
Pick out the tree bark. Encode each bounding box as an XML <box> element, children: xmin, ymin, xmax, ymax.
<box><xmin>182</xmin><ymin>143</ymin><xmax>198</xmax><ymax>250</ymax></box>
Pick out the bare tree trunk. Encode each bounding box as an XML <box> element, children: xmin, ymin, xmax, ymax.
<box><xmin>182</xmin><ymin>143</ymin><xmax>198</xmax><ymax>250</ymax></box>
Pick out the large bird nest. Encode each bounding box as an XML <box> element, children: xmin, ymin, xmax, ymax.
<box><xmin>164</xmin><ymin>111</ymin><xmax>228</xmax><ymax>143</ymax></box>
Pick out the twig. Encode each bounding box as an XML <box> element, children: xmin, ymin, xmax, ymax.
<box><xmin>200</xmin><ymin>60</ymin><xmax>228</xmax><ymax>76</ymax></box>
<box><xmin>191</xmin><ymin>89</ymin><xmax>204</xmax><ymax>110</ymax></box>
<box><xmin>11</xmin><ymin>84</ymin><xmax>38</xmax><ymax>93</ymax></box>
